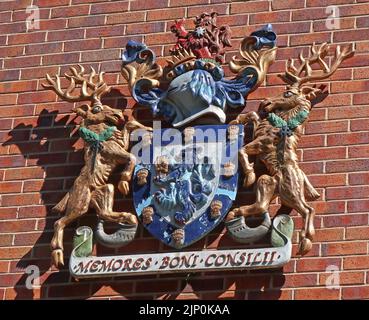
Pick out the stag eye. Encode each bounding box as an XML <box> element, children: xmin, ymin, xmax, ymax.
<box><xmin>92</xmin><ymin>105</ymin><xmax>102</xmax><ymax>114</ymax></box>
<box><xmin>283</xmin><ymin>91</ymin><xmax>294</xmax><ymax>98</ymax></box>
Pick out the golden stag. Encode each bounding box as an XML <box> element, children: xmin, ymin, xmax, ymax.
<box><xmin>43</xmin><ymin>66</ymin><xmax>151</xmax><ymax>267</ymax></box>
<box><xmin>227</xmin><ymin>43</ymin><xmax>354</xmax><ymax>255</ymax></box>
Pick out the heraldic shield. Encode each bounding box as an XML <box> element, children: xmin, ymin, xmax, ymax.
<box><xmin>132</xmin><ymin>124</ymin><xmax>243</xmax><ymax>249</ymax></box>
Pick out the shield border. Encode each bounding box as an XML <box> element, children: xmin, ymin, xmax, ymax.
<box><xmin>132</xmin><ymin>124</ymin><xmax>244</xmax><ymax>249</ymax></box>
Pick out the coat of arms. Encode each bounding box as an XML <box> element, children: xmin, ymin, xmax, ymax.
<box><xmin>42</xmin><ymin>12</ymin><xmax>354</xmax><ymax>277</ymax></box>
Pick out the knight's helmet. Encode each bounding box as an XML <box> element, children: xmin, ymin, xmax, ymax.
<box><xmin>121</xmin><ymin>24</ymin><xmax>276</xmax><ymax>128</ymax></box>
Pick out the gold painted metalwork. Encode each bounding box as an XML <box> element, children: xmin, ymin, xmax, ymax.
<box><xmin>226</xmin><ymin>43</ymin><xmax>355</xmax><ymax>255</ymax></box>
<box><xmin>42</xmin><ymin>65</ymin><xmax>152</xmax><ymax>267</ymax></box>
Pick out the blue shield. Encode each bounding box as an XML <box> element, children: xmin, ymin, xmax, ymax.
<box><xmin>132</xmin><ymin>124</ymin><xmax>243</xmax><ymax>248</ymax></box>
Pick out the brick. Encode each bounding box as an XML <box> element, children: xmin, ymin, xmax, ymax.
<box><xmin>1</xmin><ymin>193</ymin><xmax>40</xmax><ymax>206</ymax></box>
<box><xmin>0</xmin><ymin>235</ymin><xmax>12</xmax><ymax>247</ymax></box>
<box><xmin>0</xmin><ymin>208</ymin><xmax>17</xmax><ymax>220</ymax></box>
<box><xmin>323</xmin><ymin>214</ymin><xmax>368</xmax><ymax>228</ymax></box>
<box><xmin>126</xmin><ymin>22</ymin><xmax>166</xmax><ymax>36</ymax></box>
<box><xmin>340</xmin><ymin>3</ymin><xmax>369</xmax><ymax>17</ymax></box>
<box><xmin>349</xmin><ymin>172</ymin><xmax>369</xmax><ymax>185</ymax></box>
<box><xmin>272</xmin><ymin>0</ymin><xmax>305</xmax><ymax>9</ymax></box>
<box><xmin>145</xmin><ymin>33</ymin><xmax>176</xmax><ymax>46</ymax></box>
<box><xmin>44</xmin><ymin>52</ymin><xmax>81</xmax><ymax>66</ymax></box>
<box><xmin>248</xmin><ymin>289</ymin><xmax>292</xmax><ymax>300</ymax></box>
<box><xmin>4</xmin><ymin>167</ymin><xmax>44</xmax><ymax>180</ymax></box>
<box><xmin>344</xmin><ymin>256</ymin><xmax>369</xmax><ymax>270</ymax></box>
<box><xmin>0</xmin><ymin>94</ymin><xmax>17</xmax><ymax>106</ymax></box>
<box><xmin>0</xmin><ymin>247</ymin><xmax>31</xmax><ymax>259</ymax></box>
<box><xmin>354</xmin><ymin>67</ymin><xmax>369</xmax><ymax>80</ymax></box>
<box><xmin>0</xmin><ymin>155</ymin><xmax>27</xmax><ymax>168</ymax></box>
<box><xmin>0</xmin><ymin>219</ymin><xmax>37</xmax><ymax>233</ymax></box>
<box><xmin>303</xmin><ymin>147</ymin><xmax>346</xmax><ymax>161</ymax></box>
<box><xmin>326</xmin><ymin>159</ymin><xmax>369</xmax><ymax>173</ymax></box>
<box><xmin>329</xmin><ymin>106</ymin><xmax>369</xmax><ymax>120</ymax></box>
<box><xmin>21</xmin><ymin>66</ymin><xmax>59</xmax><ymax>80</ymax></box>
<box><xmin>81</xmin><ymin>49</ymin><xmax>120</xmax><ymax>62</ymax></box>
<box><xmin>34</xmin><ymin>0</ymin><xmax>70</xmax><ymax>6</ymax></box>
<box><xmin>290</xmin><ymin>32</ymin><xmax>331</xmax><ymax>46</ymax></box>
<box><xmin>170</xmin><ymin>0</ymin><xmax>207</xmax><ymax>6</ymax></box>
<box><xmin>332</xmin><ymin>80</ymin><xmax>369</xmax><ymax>93</ymax></box>
<box><xmin>314</xmin><ymin>228</ymin><xmax>344</xmax><ymax>242</ymax></box>
<box><xmin>104</xmin><ymin>36</ymin><xmax>143</xmax><ymax>49</ymax></box>
<box><xmin>348</xmin><ymin>200</ymin><xmax>369</xmax><ymax>213</ymax></box>
<box><xmin>250</xmin><ymin>11</ymin><xmax>290</xmax><ymax>25</ymax></box>
<box><xmin>313</xmin><ymin>18</ymin><xmax>355</xmax><ymax>32</ymax></box>
<box><xmin>107</xmin><ymin>12</ymin><xmax>146</xmax><ymax>25</ymax></box>
<box><xmin>18</xmin><ymin>91</ymin><xmax>56</xmax><ymax>104</ymax></box>
<box><xmin>68</xmin><ymin>15</ymin><xmax>106</xmax><ymax>28</ymax></box>
<box><xmin>8</xmin><ymin>32</ymin><xmax>46</xmax><ymax>45</ymax></box>
<box><xmin>295</xmin><ymin>288</ymin><xmax>340</xmax><ymax>300</ymax></box>
<box><xmin>4</xmin><ymin>56</ymin><xmax>41</xmax><ymax>69</ymax></box>
<box><xmin>307</xmin><ymin>0</ymin><xmax>353</xmax><ymax>6</ymax></box>
<box><xmin>0</xmin><ymin>181</ymin><xmax>22</xmax><ymax>194</ymax></box>
<box><xmin>25</xmin><ymin>42</ymin><xmax>63</xmax><ymax>56</ymax></box>
<box><xmin>86</xmin><ymin>25</ymin><xmax>125</xmax><ymax>38</ymax></box>
<box><xmin>225</xmin><ymin>275</ymin><xmax>271</xmax><ymax>290</ymax></box>
<box><xmin>326</xmin><ymin>186</ymin><xmax>369</xmax><ymax>200</ymax></box>
<box><xmin>305</xmin><ymin>120</ymin><xmax>348</xmax><ymax>134</ymax></box>
<box><xmin>47</xmin><ymin>29</ymin><xmax>84</xmax><ymax>41</ymax></box>
<box><xmin>357</xmin><ymin>16</ymin><xmax>369</xmax><ymax>28</ymax></box>
<box><xmin>322</xmin><ymin>241</ymin><xmax>367</xmax><ymax>256</ymax></box>
<box><xmin>327</xmin><ymin>132</ymin><xmax>369</xmax><ymax>146</ymax></box>
<box><xmin>188</xmin><ymin>4</ymin><xmax>229</xmax><ymax>17</ymax></box>
<box><xmin>0</xmin><ymin>46</ymin><xmax>24</xmax><ymax>58</ymax></box>
<box><xmin>320</xmin><ymin>271</ymin><xmax>365</xmax><ymax>286</ymax></box>
<box><xmin>353</xmin><ymin>93</ymin><xmax>369</xmax><ymax>105</ymax></box>
<box><xmin>343</xmin><ymin>286</ymin><xmax>369</xmax><ymax>300</ymax></box>
<box><xmin>273</xmin><ymin>274</ymin><xmax>317</xmax><ymax>288</ymax></box>
<box><xmin>231</xmin><ymin>1</ymin><xmax>269</xmax><ymax>14</ymax></box>
<box><xmin>308</xmin><ymin>174</ymin><xmax>346</xmax><ymax>187</ymax></box>
<box><xmin>65</xmin><ymin>39</ymin><xmax>102</xmax><ymax>52</ymax></box>
<box><xmin>51</xmin><ymin>5</ymin><xmax>90</xmax><ymax>18</ymax></box>
<box><xmin>91</xmin><ymin>1</ymin><xmax>129</xmax><ymax>14</ymax></box>
<box><xmin>48</xmin><ymin>284</ymin><xmax>91</xmax><ymax>298</ymax></box>
<box><xmin>0</xmin><ymin>70</ymin><xmax>20</xmax><ymax>82</ymax></box>
<box><xmin>130</xmin><ymin>0</ymin><xmax>168</xmax><ymax>10</ymax></box>
<box><xmin>147</xmin><ymin>8</ymin><xmax>185</xmax><ymax>21</ymax></box>
<box><xmin>0</xmin><ymin>80</ymin><xmax>38</xmax><ymax>94</ymax></box>
<box><xmin>292</xmin><ymin>8</ymin><xmax>328</xmax><ymax>21</ymax></box>
<box><xmin>299</xmin><ymin>135</ymin><xmax>325</xmax><ymax>148</ymax></box>
<box><xmin>346</xmin><ymin>227</ymin><xmax>369</xmax><ymax>240</ymax></box>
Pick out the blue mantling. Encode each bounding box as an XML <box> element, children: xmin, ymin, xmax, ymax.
<box><xmin>122</xmin><ymin>25</ymin><xmax>277</xmax><ymax>127</ymax></box>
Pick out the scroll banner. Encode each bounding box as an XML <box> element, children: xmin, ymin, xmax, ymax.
<box><xmin>69</xmin><ymin>216</ymin><xmax>293</xmax><ymax>278</ymax></box>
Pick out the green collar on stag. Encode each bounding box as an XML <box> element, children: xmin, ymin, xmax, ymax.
<box><xmin>267</xmin><ymin>110</ymin><xmax>309</xmax><ymax>137</ymax></box>
<box><xmin>79</xmin><ymin>126</ymin><xmax>117</xmax><ymax>145</ymax></box>
<box><xmin>78</xmin><ymin>126</ymin><xmax>117</xmax><ymax>172</ymax></box>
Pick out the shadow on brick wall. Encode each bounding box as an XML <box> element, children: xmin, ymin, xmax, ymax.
<box><xmin>3</xmin><ymin>109</ymin><xmax>80</xmax><ymax>299</ymax></box>
<box><xmin>3</xmin><ymin>84</ymin><xmax>322</xmax><ymax>299</ymax></box>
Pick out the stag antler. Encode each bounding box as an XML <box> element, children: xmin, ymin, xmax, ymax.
<box><xmin>280</xmin><ymin>42</ymin><xmax>355</xmax><ymax>87</ymax></box>
<box><xmin>42</xmin><ymin>64</ymin><xmax>111</xmax><ymax>103</ymax></box>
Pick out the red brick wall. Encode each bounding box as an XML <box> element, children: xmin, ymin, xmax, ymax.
<box><xmin>0</xmin><ymin>0</ymin><xmax>369</xmax><ymax>300</ymax></box>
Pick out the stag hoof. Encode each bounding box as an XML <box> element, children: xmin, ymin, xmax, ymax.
<box><xmin>51</xmin><ymin>249</ymin><xmax>64</xmax><ymax>268</ymax></box>
<box><xmin>118</xmin><ymin>180</ymin><xmax>130</xmax><ymax>196</ymax></box>
<box><xmin>297</xmin><ymin>238</ymin><xmax>312</xmax><ymax>256</ymax></box>
<box><xmin>123</xmin><ymin>213</ymin><xmax>138</xmax><ymax>225</ymax></box>
<box><xmin>225</xmin><ymin>208</ymin><xmax>239</xmax><ymax>222</ymax></box>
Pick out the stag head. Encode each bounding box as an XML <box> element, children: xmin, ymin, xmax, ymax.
<box><xmin>42</xmin><ymin>65</ymin><xmax>123</xmax><ymax>126</ymax></box>
<box><xmin>260</xmin><ymin>43</ymin><xmax>354</xmax><ymax>114</ymax></box>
